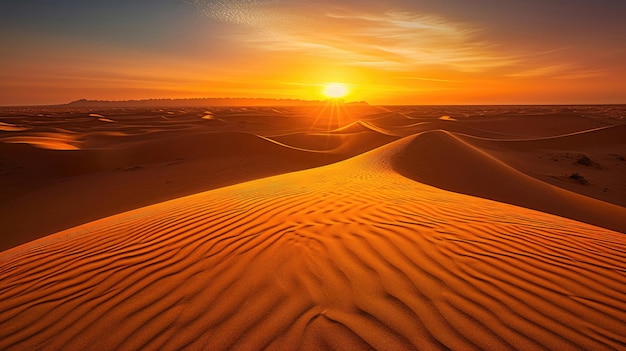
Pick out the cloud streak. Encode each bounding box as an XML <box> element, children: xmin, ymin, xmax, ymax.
<box><xmin>187</xmin><ymin>1</ymin><xmax>520</xmax><ymax>73</ymax></box>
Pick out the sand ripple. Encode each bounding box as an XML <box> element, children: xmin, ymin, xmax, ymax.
<box><xmin>1</xmin><ymin>143</ymin><xmax>624</xmax><ymax>350</ymax></box>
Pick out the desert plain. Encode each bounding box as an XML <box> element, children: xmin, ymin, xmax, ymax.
<box><xmin>0</xmin><ymin>103</ymin><xmax>625</xmax><ymax>350</ymax></box>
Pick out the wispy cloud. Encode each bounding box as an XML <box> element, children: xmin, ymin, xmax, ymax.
<box><xmin>506</xmin><ymin>61</ymin><xmax>606</xmax><ymax>80</ymax></box>
<box><xmin>186</xmin><ymin>1</ymin><xmax>519</xmax><ymax>73</ymax></box>
<box><xmin>394</xmin><ymin>76</ymin><xmax>460</xmax><ymax>83</ymax></box>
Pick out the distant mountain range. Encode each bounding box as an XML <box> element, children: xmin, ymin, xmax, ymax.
<box><xmin>64</xmin><ymin>98</ymin><xmax>370</xmax><ymax>108</ymax></box>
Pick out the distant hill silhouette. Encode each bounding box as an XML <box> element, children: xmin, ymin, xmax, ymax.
<box><xmin>65</xmin><ymin>98</ymin><xmax>370</xmax><ymax>108</ymax></box>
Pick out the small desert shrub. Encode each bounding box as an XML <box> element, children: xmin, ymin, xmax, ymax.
<box><xmin>575</xmin><ymin>155</ymin><xmax>600</xmax><ymax>168</ymax></box>
<box><xmin>569</xmin><ymin>172</ymin><xmax>589</xmax><ymax>185</ymax></box>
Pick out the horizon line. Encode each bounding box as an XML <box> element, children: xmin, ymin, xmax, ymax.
<box><xmin>0</xmin><ymin>97</ymin><xmax>625</xmax><ymax>108</ymax></box>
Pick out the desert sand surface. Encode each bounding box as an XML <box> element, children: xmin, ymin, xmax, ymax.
<box><xmin>1</xmin><ymin>104</ymin><xmax>625</xmax><ymax>350</ymax></box>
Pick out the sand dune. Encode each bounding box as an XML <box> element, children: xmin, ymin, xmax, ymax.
<box><xmin>387</xmin><ymin>130</ymin><xmax>626</xmax><ymax>232</ymax></box>
<box><xmin>1</xmin><ymin>105</ymin><xmax>624</xmax><ymax>245</ymax></box>
<box><xmin>270</xmin><ymin>119</ymin><xmax>399</xmax><ymax>155</ymax></box>
<box><xmin>368</xmin><ymin>118</ymin><xmax>510</xmax><ymax>139</ymax></box>
<box><xmin>474</xmin><ymin>124</ymin><xmax>626</xmax><ymax>148</ymax></box>
<box><xmin>439</xmin><ymin>115</ymin><xmax>457</xmax><ymax>121</ymax></box>
<box><xmin>0</xmin><ymin>131</ymin><xmax>339</xmax><ymax>250</ymax></box>
<box><xmin>1</xmin><ymin>136</ymin><xmax>625</xmax><ymax>350</ymax></box>
<box><xmin>270</xmin><ymin>131</ymin><xmax>398</xmax><ymax>154</ymax></box>
<box><xmin>1</xmin><ymin>105</ymin><xmax>625</xmax><ymax>350</ymax></box>
<box><xmin>0</xmin><ymin>121</ymin><xmax>29</xmax><ymax>132</ymax></box>
<box><xmin>454</xmin><ymin>124</ymin><xmax>626</xmax><ymax>207</ymax></box>
<box><xmin>459</xmin><ymin>111</ymin><xmax>611</xmax><ymax>138</ymax></box>
<box><xmin>364</xmin><ymin>112</ymin><xmax>421</xmax><ymax>127</ymax></box>
<box><xmin>1</xmin><ymin>134</ymin><xmax>81</xmax><ymax>150</ymax></box>
<box><xmin>327</xmin><ymin>120</ymin><xmax>398</xmax><ymax>136</ymax></box>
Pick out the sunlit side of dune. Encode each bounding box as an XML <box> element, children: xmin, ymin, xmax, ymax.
<box><xmin>1</xmin><ymin>138</ymin><xmax>624</xmax><ymax>350</ymax></box>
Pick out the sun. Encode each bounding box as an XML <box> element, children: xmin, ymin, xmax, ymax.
<box><xmin>322</xmin><ymin>83</ymin><xmax>349</xmax><ymax>99</ymax></box>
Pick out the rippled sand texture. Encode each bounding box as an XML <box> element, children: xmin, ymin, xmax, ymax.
<box><xmin>1</xmin><ymin>105</ymin><xmax>625</xmax><ymax>350</ymax></box>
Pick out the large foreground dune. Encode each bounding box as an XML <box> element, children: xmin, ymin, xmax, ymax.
<box><xmin>1</xmin><ymin>104</ymin><xmax>625</xmax><ymax>350</ymax></box>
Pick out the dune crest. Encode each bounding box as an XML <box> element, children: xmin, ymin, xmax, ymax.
<box><xmin>328</xmin><ymin>120</ymin><xmax>398</xmax><ymax>136</ymax></box>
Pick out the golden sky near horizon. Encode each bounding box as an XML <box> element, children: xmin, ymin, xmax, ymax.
<box><xmin>0</xmin><ymin>0</ymin><xmax>625</xmax><ymax>105</ymax></box>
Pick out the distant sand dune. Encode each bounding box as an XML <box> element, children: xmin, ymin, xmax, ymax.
<box><xmin>268</xmin><ymin>132</ymin><xmax>346</xmax><ymax>151</ymax></box>
<box><xmin>439</xmin><ymin>115</ymin><xmax>457</xmax><ymax>121</ymax></box>
<box><xmin>367</xmin><ymin>119</ymin><xmax>531</xmax><ymax>139</ymax></box>
<box><xmin>0</xmin><ymin>134</ymin><xmax>80</xmax><ymax>150</ymax></box>
<box><xmin>328</xmin><ymin>120</ymin><xmax>398</xmax><ymax>136</ymax></box>
<box><xmin>0</xmin><ymin>122</ymin><xmax>29</xmax><ymax>132</ymax></box>
<box><xmin>459</xmin><ymin>111</ymin><xmax>611</xmax><ymax>138</ymax></box>
<box><xmin>1</xmin><ymin>140</ymin><xmax>624</xmax><ymax>350</ymax></box>
<box><xmin>467</xmin><ymin>124</ymin><xmax>626</xmax><ymax>147</ymax></box>
<box><xmin>364</xmin><ymin>112</ymin><xmax>420</xmax><ymax>127</ymax></box>
<box><xmin>270</xmin><ymin>128</ymin><xmax>398</xmax><ymax>155</ymax></box>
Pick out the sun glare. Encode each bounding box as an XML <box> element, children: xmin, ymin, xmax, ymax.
<box><xmin>322</xmin><ymin>83</ymin><xmax>349</xmax><ymax>99</ymax></box>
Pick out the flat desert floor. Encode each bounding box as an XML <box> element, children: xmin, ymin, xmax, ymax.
<box><xmin>0</xmin><ymin>104</ymin><xmax>625</xmax><ymax>350</ymax></box>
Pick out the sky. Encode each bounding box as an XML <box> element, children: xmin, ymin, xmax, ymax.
<box><xmin>1</xmin><ymin>0</ymin><xmax>625</xmax><ymax>105</ymax></box>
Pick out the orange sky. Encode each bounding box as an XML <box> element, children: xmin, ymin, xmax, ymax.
<box><xmin>1</xmin><ymin>0</ymin><xmax>625</xmax><ymax>105</ymax></box>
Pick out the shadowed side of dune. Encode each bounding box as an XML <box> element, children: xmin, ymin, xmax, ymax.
<box><xmin>387</xmin><ymin>130</ymin><xmax>626</xmax><ymax>233</ymax></box>
<box><xmin>449</xmin><ymin>124</ymin><xmax>626</xmax><ymax>208</ymax></box>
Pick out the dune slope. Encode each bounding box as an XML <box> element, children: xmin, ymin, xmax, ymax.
<box><xmin>0</xmin><ymin>131</ymin><xmax>340</xmax><ymax>251</ymax></box>
<box><xmin>1</xmin><ymin>138</ymin><xmax>624</xmax><ymax>350</ymax></box>
<box><xmin>453</xmin><ymin>124</ymin><xmax>626</xmax><ymax>208</ymax></box>
<box><xmin>389</xmin><ymin>130</ymin><xmax>626</xmax><ymax>233</ymax></box>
